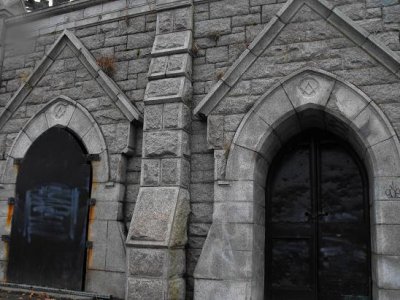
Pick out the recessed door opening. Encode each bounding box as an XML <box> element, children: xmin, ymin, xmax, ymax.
<box><xmin>265</xmin><ymin>130</ymin><xmax>371</xmax><ymax>300</ymax></box>
<box><xmin>7</xmin><ymin>127</ymin><xmax>92</xmax><ymax>291</ymax></box>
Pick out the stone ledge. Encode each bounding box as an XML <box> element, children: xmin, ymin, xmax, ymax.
<box><xmin>145</xmin><ymin>77</ymin><xmax>192</xmax><ymax>104</ymax></box>
<box><xmin>148</xmin><ymin>53</ymin><xmax>192</xmax><ymax>80</ymax></box>
<box><xmin>151</xmin><ymin>30</ymin><xmax>192</xmax><ymax>57</ymax></box>
<box><xmin>155</xmin><ymin>0</ymin><xmax>192</xmax><ymax>11</ymax></box>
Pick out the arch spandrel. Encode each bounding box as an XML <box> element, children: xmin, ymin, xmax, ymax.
<box><xmin>194</xmin><ymin>68</ymin><xmax>400</xmax><ymax>300</ymax></box>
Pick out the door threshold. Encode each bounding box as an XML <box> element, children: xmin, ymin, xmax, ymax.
<box><xmin>0</xmin><ymin>282</ymin><xmax>112</xmax><ymax>299</ymax></box>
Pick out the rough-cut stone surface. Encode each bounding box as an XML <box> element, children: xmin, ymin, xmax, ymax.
<box><xmin>127</xmin><ymin>3</ymin><xmax>193</xmax><ymax>299</ymax></box>
<box><xmin>143</xmin><ymin>130</ymin><xmax>188</xmax><ymax>158</ymax></box>
<box><xmin>128</xmin><ymin>187</ymin><xmax>179</xmax><ymax>243</ymax></box>
<box><xmin>2</xmin><ymin>0</ymin><xmax>400</xmax><ymax>299</ymax></box>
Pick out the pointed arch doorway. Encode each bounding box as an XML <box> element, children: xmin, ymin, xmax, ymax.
<box><xmin>266</xmin><ymin>130</ymin><xmax>371</xmax><ymax>300</ymax></box>
<box><xmin>7</xmin><ymin>127</ymin><xmax>92</xmax><ymax>290</ymax></box>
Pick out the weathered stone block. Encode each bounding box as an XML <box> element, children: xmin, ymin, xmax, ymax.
<box><xmin>209</xmin><ymin>0</ymin><xmax>249</xmax><ymax>18</ymax></box>
<box><xmin>282</xmin><ymin>71</ymin><xmax>336</xmax><ymax>108</ymax></box>
<box><xmin>9</xmin><ymin>131</ymin><xmax>31</xmax><ymax>159</ymax></box>
<box><xmin>91</xmin><ymin>182</ymin><xmax>125</xmax><ymax>202</ymax></box>
<box><xmin>68</xmin><ymin>107</ymin><xmax>93</xmax><ymax>138</ymax></box>
<box><xmin>143</xmin><ymin>130</ymin><xmax>189</xmax><ymax>158</ymax></box>
<box><xmin>105</xmin><ymin>221</ymin><xmax>126</xmax><ymax>272</ymax></box>
<box><xmin>91</xmin><ymin>151</ymin><xmax>109</xmax><ymax>183</ymax></box>
<box><xmin>163</xmin><ymin>103</ymin><xmax>180</xmax><ymax>129</ymax></box>
<box><xmin>127</xmin><ymin>32</ymin><xmax>155</xmax><ymax>49</ymax></box>
<box><xmin>373</xmin><ymin>225</ymin><xmax>400</xmax><ymax>255</ymax></box>
<box><xmin>127</xmin><ymin>248</ymin><xmax>185</xmax><ymax>278</ymax></box>
<box><xmin>92</xmin><ymin>201</ymin><xmax>122</xmax><ymax>220</ymax></box>
<box><xmin>152</xmin><ymin>31</ymin><xmax>192</xmax><ymax>56</ymax></box>
<box><xmin>207</xmin><ymin>115</ymin><xmax>224</xmax><ymax>149</ymax></box>
<box><xmin>161</xmin><ymin>158</ymin><xmax>190</xmax><ymax>187</ymax></box>
<box><xmin>233</xmin><ymin>112</ymin><xmax>271</xmax><ymax>153</ymax></box>
<box><xmin>168</xmin><ymin>277</ymin><xmax>185</xmax><ymax>300</ymax></box>
<box><xmin>226</xmin><ymin>144</ymin><xmax>268</xmax><ymax>184</ymax></box>
<box><xmin>373</xmin><ymin>254</ymin><xmax>400</xmax><ymax>289</ymax></box>
<box><xmin>128</xmin><ymin>57</ymin><xmax>150</xmax><ymax>74</ymax></box>
<box><xmin>126</xmin><ymin>278</ymin><xmax>164</xmax><ymax>300</ymax></box>
<box><xmin>148</xmin><ymin>56</ymin><xmax>168</xmax><ymax>79</ymax></box>
<box><xmin>351</xmin><ymin>103</ymin><xmax>392</xmax><ymax>148</ymax></box>
<box><xmin>145</xmin><ymin>77</ymin><xmax>192</xmax><ymax>104</ymax></box>
<box><xmin>368</xmin><ymin>138</ymin><xmax>400</xmax><ymax>177</ymax></box>
<box><xmin>127</xmin><ymin>187</ymin><xmax>189</xmax><ymax>247</ymax></box>
<box><xmin>157</xmin><ymin>10</ymin><xmax>174</xmax><ymax>34</ymax></box>
<box><xmin>141</xmin><ymin>159</ymin><xmax>160</xmax><ymax>186</ymax></box>
<box><xmin>128</xmin><ymin>248</ymin><xmax>167</xmax><ymax>277</ymax></box>
<box><xmin>101</xmin><ymin>122</ymin><xmax>130</xmax><ymax>154</ymax></box>
<box><xmin>45</xmin><ymin>101</ymin><xmax>75</xmax><ymax>128</ymax></box>
<box><xmin>374</xmin><ymin>201</ymin><xmax>400</xmax><ymax>225</ymax></box>
<box><xmin>174</xmin><ymin>7</ymin><xmax>192</xmax><ymax>32</ymax></box>
<box><xmin>206</xmin><ymin>46</ymin><xmax>228</xmax><ymax>64</ymax></box>
<box><xmin>326</xmin><ymin>81</ymin><xmax>369</xmax><ymax>123</ymax></box>
<box><xmin>214</xmin><ymin>150</ymin><xmax>226</xmax><ymax>181</ymax></box>
<box><xmin>255</xmin><ymin>85</ymin><xmax>294</xmax><ymax>128</ymax></box>
<box><xmin>144</xmin><ymin>105</ymin><xmax>163</xmax><ymax>130</ymax></box>
<box><xmin>109</xmin><ymin>154</ymin><xmax>128</xmax><ymax>182</ymax></box>
<box><xmin>196</xmin><ymin>14</ymin><xmax>232</xmax><ymax>36</ymax></box>
<box><xmin>23</xmin><ymin>113</ymin><xmax>48</xmax><ymax>141</ymax></box>
<box><xmin>167</xmin><ymin>53</ymin><xmax>192</xmax><ymax>77</ymax></box>
<box><xmin>163</xmin><ymin>102</ymin><xmax>190</xmax><ymax>130</ymax></box>
<box><xmin>86</xmin><ymin>270</ymin><xmax>125</xmax><ymax>299</ymax></box>
<box><xmin>194</xmin><ymin>225</ymin><xmax>253</xmax><ymax>278</ymax></box>
<box><xmin>169</xmin><ymin>188</ymin><xmax>190</xmax><ymax>247</ymax></box>
<box><xmin>214</xmin><ymin>181</ymin><xmax>256</xmax><ymax>203</ymax></box>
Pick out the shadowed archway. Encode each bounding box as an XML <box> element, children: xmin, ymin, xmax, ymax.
<box><xmin>8</xmin><ymin>127</ymin><xmax>92</xmax><ymax>290</ymax></box>
<box><xmin>194</xmin><ymin>68</ymin><xmax>400</xmax><ymax>300</ymax></box>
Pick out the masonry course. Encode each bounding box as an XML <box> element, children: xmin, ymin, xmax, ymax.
<box><xmin>0</xmin><ymin>0</ymin><xmax>398</xmax><ymax>299</ymax></box>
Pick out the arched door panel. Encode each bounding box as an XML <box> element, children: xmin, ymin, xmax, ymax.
<box><xmin>266</xmin><ymin>131</ymin><xmax>371</xmax><ymax>300</ymax></box>
<box><xmin>7</xmin><ymin>127</ymin><xmax>91</xmax><ymax>290</ymax></box>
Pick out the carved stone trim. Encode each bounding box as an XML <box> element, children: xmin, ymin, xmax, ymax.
<box><xmin>0</xmin><ymin>29</ymin><xmax>142</xmax><ymax>134</ymax></box>
<box><xmin>4</xmin><ymin>96</ymin><xmax>110</xmax><ymax>184</ymax></box>
<box><xmin>193</xmin><ymin>0</ymin><xmax>400</xmax><ymax>117</ymax></box>
<box><xmin>194</xmin><ymin>69</ymin><xmax>400</xmax><ymax>299</ymax></box>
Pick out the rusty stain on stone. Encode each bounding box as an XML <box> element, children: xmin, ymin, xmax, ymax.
<box><xmin>6</xmin><ymin>204</ymin><xmax>13</xmax><ymax>228</ymax></box>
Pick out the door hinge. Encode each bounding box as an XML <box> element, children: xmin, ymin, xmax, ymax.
<box><xmin>89</xmin><ymin>198</ymin><xmax>96</xmax><ymax>206</ymax></box>
<box><xmin>86</xmin><ymin>241</ymin><xmax>93</xmax><ymax>249</ymax></box>
<box><xmin>13</xmin><ymin>158</ymin><xmax>23</xmax><ymax>165</ymax></box>
<box><xmin>7</xmin><ymin>197</ymin><xmax>15</xmax><ymax>205</ymax></box>
<box><xmin>86</xmin><ymin>154</ymin><xmax>100</xmax><ymax>162</ymax></box>
<box><xmin>1</xmin><ymin>235</ymin><xmax>10</xmax><ymax>242</ymax></box>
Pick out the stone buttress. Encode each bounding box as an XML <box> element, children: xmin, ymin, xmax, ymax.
<box><xmin>126</xmin><ymin>0</ymin><xmax>193</xmax><ymax>299</ymax></box>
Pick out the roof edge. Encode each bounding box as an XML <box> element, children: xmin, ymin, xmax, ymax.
<box><xmin>193</xmin><ymin>0</ymin><xmax>400</xmax><ymax>117</ymax></box>
<box><xmin>0</xmin><ymin>29</ymin><xmax>142</xmax><ymax>131</ymax></box>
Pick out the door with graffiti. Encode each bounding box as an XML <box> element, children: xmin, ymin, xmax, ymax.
<box><xmin>7</xmin><ymin>127</ymin><xmax>92</xmax><ymax>290</ymax></box>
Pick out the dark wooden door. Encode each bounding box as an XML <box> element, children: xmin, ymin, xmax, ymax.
<box><xmin>265</xmin><ymin>130</ymin><xmax>371</xmax><ymax>300</ymax></box>
<box><xmin>7</xmin><ymin>127</ymin><xmax>91</xmax><ymax>290</ymax></box>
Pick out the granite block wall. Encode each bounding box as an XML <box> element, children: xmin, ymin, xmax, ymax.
<box><xmin>0</xmin><ymin>0</ymin><xmax>398</xmax><ymax>298</ymax></box>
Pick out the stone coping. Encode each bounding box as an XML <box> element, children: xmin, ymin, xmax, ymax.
<box><xmin>0</xmin><ymin>29</ymin><xmax>143</xmax><ymax>133</ymax></box>
<box><xmin>193</xmin><ymin>0</ymin><xmax>400</xmax><ymax>117</ymax></box>
<box><xmin>8</xmin><ymin>0</ymin><xmax>115</xmax><ymax>21</ymax></box>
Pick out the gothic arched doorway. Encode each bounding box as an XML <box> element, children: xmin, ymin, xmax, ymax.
<box><xmin>7</xmin><ymin>127</ymin><xmax>92</xmax><ymax>290</ymax></box>
<box><xmin>265</xmin><ymin>130</ymin><xmax>371</xmax><ymax>300</ymax></box>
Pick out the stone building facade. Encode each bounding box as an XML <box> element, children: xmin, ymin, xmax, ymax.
<box><xmin>0</xmin><ymin>0</ymin><xmax>398</xmax><ymax>299</ymax></box>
